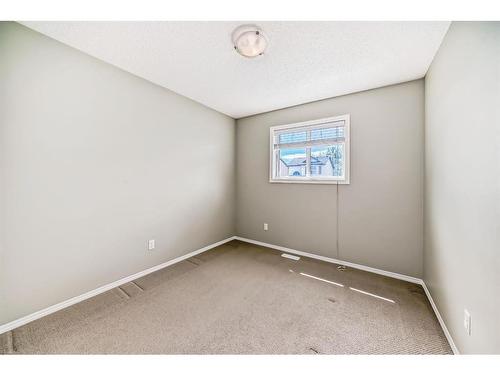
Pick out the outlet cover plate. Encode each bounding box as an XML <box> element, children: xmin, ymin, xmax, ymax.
<box><xmin>148</xmin><ymin>239</ymin><xmax>155</xmax><ymax>250</ymax></box>
<box><xmin>464</xmin><ymin>309</ymin><xmax>471</xmax><ymax>335</ymax></box>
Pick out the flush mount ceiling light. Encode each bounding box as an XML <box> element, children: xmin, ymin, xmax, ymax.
<box><xmin>232</xmin><ymin>25</ymin><xmax>268</xmax><ymax>58</ymax></box>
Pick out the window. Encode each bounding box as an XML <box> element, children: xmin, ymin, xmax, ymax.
<box><xmin>269</xmin><ymin>115</ymin><xmax>350</xmax><ymax>184</ymax></box>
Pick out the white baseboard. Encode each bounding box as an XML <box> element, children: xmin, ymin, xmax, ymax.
<box><xmin>420</xmin><ymin>282</ymin><xmax>460</xmax><ymax>354</ymax></box>
<box><xmin>234</xmin><ymin>236</ymin><xmax>421</xmax><ymax>284</ymax></box>
<box><xmin>234</xmin><ymin>236</ymin><xmax>459</xmax><ymax>354</ymax></box>
<box><xmin>0</xmin><ymin>236</ymin><xmax>236</xmax><ymax>335</ymax></box>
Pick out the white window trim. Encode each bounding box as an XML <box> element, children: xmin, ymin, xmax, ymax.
<box><xmin>269</xmin><ymin>114</ymin><xmax>350</xmax><ymax>185</ymax></box>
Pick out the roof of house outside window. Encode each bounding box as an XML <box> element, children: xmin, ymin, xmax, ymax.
<box><xmin>282</xmin><ymin>156</ymin><xmax>332</xmax><ymax>167</ymax></box>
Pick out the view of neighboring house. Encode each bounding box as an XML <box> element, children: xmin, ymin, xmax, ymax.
<box><xmin>280</xmin><ymin>156</ymin><xmax>335</xmax><ymax>177</ymax></box>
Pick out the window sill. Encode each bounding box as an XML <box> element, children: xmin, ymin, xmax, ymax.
<box><xmin>269</xmin><ymin>178</ymin><xmax>350</xmax><ymax>185</ymax></box>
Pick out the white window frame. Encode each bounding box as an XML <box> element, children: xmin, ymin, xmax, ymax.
<box><xmin>269</xmin><ymin>114</ymin><xmax>350</xmax><ymax>184</ymax></box>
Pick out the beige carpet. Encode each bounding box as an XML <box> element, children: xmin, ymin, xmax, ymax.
<box><xmin>0</xmin><ymin>241</ymin><xmax>452</xmax><ymax>354</ymax></box>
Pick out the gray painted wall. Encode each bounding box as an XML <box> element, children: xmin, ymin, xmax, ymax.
<box><xmin>236</xmin><ymin>80</ymin><xmax>424</xmax><ymax>277</ymax></box>
<box><xmin>0</xmin><ymin>22</ymin><xmax>235</xmax><ymax>325</ymax></box>
<box><xmin>424</xmin><ymin>22</ymin><xmax>500</xmax><ymax>354</ymax></box>
<box><xmin>6</xmin><ymin>21</ymin><xmax>497</xmax><ymax>356</ymax></box>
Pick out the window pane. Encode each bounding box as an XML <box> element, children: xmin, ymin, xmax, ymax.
<box><xmin>278</xmin><ymin>131</ymin><xmax>307</xmax><ymax>145</ymax></box>
<box><xmin>310</xmin><ymin>144</ymin><xmax>344</xmax><ymax>177</ymax></box>
<box><xmin>278</xmin><ymin>148</ymin><xmax>307</xmax><ymax>177</ymax></box>
<box><xmin>310</xmin><ymin>126</ymin><xmax>344</xmax><ymax>142</ymax></box>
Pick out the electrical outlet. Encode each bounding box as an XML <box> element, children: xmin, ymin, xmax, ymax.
<box><xmin>148</xmin><ymin>239</ymin><xmax>155</xmax><ymax>250</ymax></box>
<box><xmin>263</xmin><ymin>223</ymin><xmax>268</xmax><ymax>231</ymax></box>
<box><xmin>464</xmin><ymin>309</ymin><xmax>471</xmax><ymax>336</ymax></box>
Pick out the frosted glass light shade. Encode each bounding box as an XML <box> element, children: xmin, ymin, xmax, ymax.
<box><xmin>232</xmin><ymin>26</ymin><xmax>267</xmax><ymax>58</ymax></box>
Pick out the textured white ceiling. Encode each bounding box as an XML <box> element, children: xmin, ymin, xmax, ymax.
<box><xmin>21</xmin><ymin>21</ymin><xmax>450</xmax><ymax>118</ymax></box>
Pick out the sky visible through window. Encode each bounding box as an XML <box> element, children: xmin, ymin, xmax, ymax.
<box><xmin>280</xmin><ymin>148</ymin><xmax>306</xmax><ymax>159</ymax></box>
